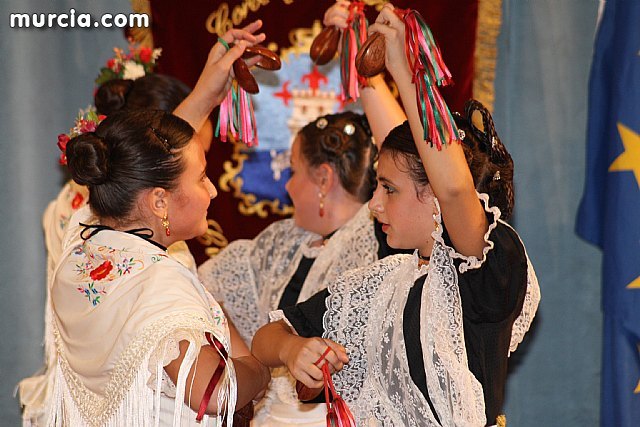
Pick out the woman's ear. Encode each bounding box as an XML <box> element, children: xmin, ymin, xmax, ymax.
<box><xmin>145</xmin><ymin>187</ymin><xmax>168</xmax><ymax>220</ymax></box>
<box><xmin>313</xmin><ymin>163</ymin><xmax>335</xmax><ymax>193</ymax></box>
<box><xmin>418</xmin><ymin>183</ymin><xmax>435</xmax><ymax>203</ymax></box>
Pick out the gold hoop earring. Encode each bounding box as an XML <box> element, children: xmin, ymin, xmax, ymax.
<box><xmin>162</xmin><ymin>213</ymin><xmax>171</xmax><ymax>236</ymax></box>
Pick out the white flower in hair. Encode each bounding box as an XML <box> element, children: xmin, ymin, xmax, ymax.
<box><xmin>151</xmin><ymin>48</ymin><xmax>163</xmax><ymax>61</ymax></box>
<box><xmin>122</xmin><ymin>61</ymin><xmax>146</xmax><ymax>80</ymax></box>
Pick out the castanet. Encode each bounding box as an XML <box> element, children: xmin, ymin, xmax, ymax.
<box><xmin>355</xmin><ymin>32</ymin><xmax>385</xmax><ymax>77</ymax></box>
<box><xmin>310</xmin><ymin>26</ymin><xmax>341</xmax><ymax>65</ymax></box>
<box><xmin>233</xmin><ymin>44</ymin><xmax>282</xmax><ymax>94</ymax></box>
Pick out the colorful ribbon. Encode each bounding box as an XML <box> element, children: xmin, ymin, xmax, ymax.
<box><xmin>215</xmin><ymin>80</ymin><xmax>258</xmax><ymax>147</ymax></box>
<box><xmin>322</xmin><ymin>362</ymin><xmax>356</xmax><ymax>427</ymax></box>
<box><xmin>340</xmin><ymin>1</ymin><xmax>368</xmax><ymax>103</ymax></box>
<box><xmin>397</xmin><ymin>8</ymin><xmax>459</xmax><ymax>150</ymax></box>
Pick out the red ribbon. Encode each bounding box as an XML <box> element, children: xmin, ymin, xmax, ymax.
<box><xmin>195</xmin><ymin>332</ymin><xmax>229</xmax><ymax>422</ymax></box>
<box><xmin>321</xmin><ymin>362</ymin><xmax>355</xmax><ymax>427</ymax></box>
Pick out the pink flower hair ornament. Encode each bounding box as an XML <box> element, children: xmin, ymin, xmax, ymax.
<box><xmin>57</xmin><ymin>107</ymin><xmax>107</xmax><ymax>165</ymax></box>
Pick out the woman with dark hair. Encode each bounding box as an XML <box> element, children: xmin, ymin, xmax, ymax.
<box><xmin>19</xmin><ymin>74</ymin><xmax>202</xmax><ymax>427</ymax></box>
<box><xmin>252</xmin><ymin>4</ymin><xmax>540</xmax><ymax>426</ymax></box>
<box><xmin>17</xmin><ymin>37</ymin><xmax>232</xmax><ymax>425</ymax></box>
<box><xmin>24</xmin><ymin>25</ymin><xmax>272</xmax><ymax>427</ymax></box>
<box><xmin>197</xmin><ymin>5</ymin><xmax>408</xmax><ymax>425</ymax></box>
<box><xmin>198</xmin><ymin>109</ymin><xmax>411</xmax><ymax>426</ymax></box>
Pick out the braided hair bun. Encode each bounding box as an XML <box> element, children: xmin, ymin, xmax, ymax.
<box><xmin>66</xmin><ymin>133</ymin><xmax>110</xmax><ymax>187</ymax></box>
<box><xmin>455</xmin><ymin>99</ymin><xmax>515</xmax><ymax>219</ymax></box>
<box><xmin>298</xmin><ymin>111</ymin><xmax>377</xmax><ymax>203</ymax></box>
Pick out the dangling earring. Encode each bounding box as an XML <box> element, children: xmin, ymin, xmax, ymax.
<box><xmin>432</xmin><ymin>202</ymin><xmax>439</xmax><ymax>233</ymax></box>
<box><xmin>318</xmin><ymin>192</ymin><xmax>325</xmax><ymax>217</ymax></box>
<box><xmin>162</xmin><ymin>213</ymin><xmax>171</xmax><ymax>236</ymax></box>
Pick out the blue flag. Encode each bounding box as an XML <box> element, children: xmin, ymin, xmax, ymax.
<box><xmin>576</xmin><ymin>1</ymin><xmax>640</xmax><ymax>425</ymax></box>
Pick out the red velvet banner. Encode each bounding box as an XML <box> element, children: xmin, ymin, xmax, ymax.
<box><xmin>148</xmin><ymin>0</ymin><xmax>479</xmax><ymax>264</ymax></box>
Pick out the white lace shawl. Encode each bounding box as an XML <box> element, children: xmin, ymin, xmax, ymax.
<box><xmin>198</xmin><ymin>204</ymin><xmax>377</xmax><ymax>423</ymax></box>
<box><xmin>45</xmin><ymin>206</ymin><xmax>235</xmax><ymax>427</ymax></box>
<box><xmin>198</xmin><ymin>204</ymin><xmax>377</xmax><ymax>344</ymax></box>
<box><xmin>274</xmin><ymin>194</ymin><xmax>540</xmax><ymax>426</ymax></box>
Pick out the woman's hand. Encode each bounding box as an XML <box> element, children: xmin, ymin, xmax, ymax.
<box><xmin>367</xmin><ymin>4</ymin><xmax>411</xmax><ymax>83</ymax></box>
<box><xmin>280</xmin><ymin>336</ymin><xmax>349</xmax><ymax>389</ymax></box>
<box><xmin>323</xmin><ymin>0</ymin><xmax>351</xmax><ymax>29</ymax></box>
<box><xmin>173</xmin><ymin>20</ymin><xmax>266</xmax><ymax>132</ymax></box>
<box><xmin>197</xmin><ymin>20</ymin><xmax>267</xmax><ymax>105</ymax></box>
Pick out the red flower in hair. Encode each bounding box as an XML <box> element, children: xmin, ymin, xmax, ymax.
<box><xmin>57</xmin><ymin>134</ymin><xmax>70</xmax><ymax>165</ymax></box>
<box><xmin>78</xmin><ymin>119</ymin><xmax>97</xmax><ymax>134</ymax></box>
<box><xmin>139</xmin><ymin>47</ymin><xmax>153</xmax><ymax>63</ymax></box>
<box><xmin>106</xmin><ymin>58</ymin><xmax>118</xmax><ymax>71</ymax></box>
<box><xmin>57</xmin><ymin>108</ymin><xmax>106</xmax><ymax>166</ymax></box>
<box><xmin>90</xmin><ymin>261</ymin><xmax>113</xmax><ymax>281</ymax></box>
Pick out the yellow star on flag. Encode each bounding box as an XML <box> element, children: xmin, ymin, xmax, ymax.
<box><xmin>609</xmin><ymin>123</ymin><xmax>640</xmax><ymax>290</ymax></box>
<box><xmin>609</xmin><ymin>123</ymin><xmax>640</xmax><ymax>188</ymax></box>
<box><xmin>636</xmin><ymin>344</ymin><xmax>640</xmax><ymax>394</ymax></box>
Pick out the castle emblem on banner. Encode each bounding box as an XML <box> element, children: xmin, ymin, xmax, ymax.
<box><xmin>219</xmin><ymin>22</ymin><xmax>363</xmax><ymax>218</ymax></box>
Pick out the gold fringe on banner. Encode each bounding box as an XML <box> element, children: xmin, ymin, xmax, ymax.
<box><xmin>129</xmin><ymin>0</ymin><xmax>154</xmax><ymax>48</ymax></box>
<box><xmin>474</xmin><ymin>0</ymin><xmax>502</xmax><ymax>112</ymax></box>
<box><xmin>219</xmin><ymin>143</ymin><xmax>295</xmax><ymax>218</ymax></box>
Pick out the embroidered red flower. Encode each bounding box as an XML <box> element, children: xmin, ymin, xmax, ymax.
<box><xmin>71</xmin><ymin>192</ymin><xmax>85</xmax><ymax>210</ymax></box>
<box><xmin>90</xmin><ymin>261</ymin><xmax>113</xmax><ymax>281</ymax></box>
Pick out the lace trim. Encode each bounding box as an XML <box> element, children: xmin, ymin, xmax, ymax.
<box><xmin>52</xmin><ymin>312</ymin><xmax>220</xmax><ymax>426</ymax></box>
<box><xmin>500</xmin><ymin>220</ymin><xmax>541</xmax><ymax>355</ymax></box>
<box><xmin>323</xmin><ymin>256</ymin><xmax>409</xmax><ymax>412</ymax></box>
<box><xmin>431</xmin><ymin>191</ymin><xmax>502</xmax><ymax>273</ymax></box>
<box><xmin>200</xmin><ymin>204</ymin><xmax>377</xmax><ymax>343</ymax></box>
<box><xmin>298</xmin><ymin>205</ymin><xmax>377</xmax><ymax>302</ymax></box>
<box><xmin>199</xmin><ymin>219</ymin><xmax>311</xmax><ymax>344</ymax></box>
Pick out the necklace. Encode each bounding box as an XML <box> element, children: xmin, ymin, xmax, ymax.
<box><xmin>417</xmin><ymin>253</ymin><xmax>430</xmax><ymax>268</ymax></box>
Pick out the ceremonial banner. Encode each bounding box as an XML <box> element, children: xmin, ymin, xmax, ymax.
<box><xmin>576</xmin><ymin>0</ymin><xmax>640</xmax><ymax>424</ymax></box>
<box><xmin>137</xmin><ymin>0</ymin><xmax>497</xmax><ymax>263</ymax></box>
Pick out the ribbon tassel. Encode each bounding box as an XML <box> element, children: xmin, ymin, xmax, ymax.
<box><xmin>399</xmin><ymin>9</ymin><xmax>459</xmax><ymax>150</ymax></box>
<box><xmin>215</xmin><ymin>81</ymin><xmax>259</xmax><ymax>147</ymax></box>
<box><xmin>340</xmin><ymin>1</ymin><xmax>368</xmax><ymax>104</ymax></box>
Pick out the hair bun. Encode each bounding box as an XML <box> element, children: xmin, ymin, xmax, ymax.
<box><xmin>66</xmin><ymin>133</ymin><xmax>110</xmax><ymax>186</ymax></box>
<box><xmin>94</xmin><ymin>79</ymin><xmax>134</xmax><ymax>115</ymax></box>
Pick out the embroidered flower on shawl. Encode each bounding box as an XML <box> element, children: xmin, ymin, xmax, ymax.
<box><xmin>90</xmin><ymin>260</ymin><xmax>113</xmax><ymax>281</ymax></box>
<box><xmin>72</xmin><ymin>243</ymin><xmax>167</xmax><ymax>306</ymax></box>
<box><xmin>71</xmin><ymin>192</ymin><xmax>85</xmax><ymax>210</ymax></box>
<box><xmin>209</xmin><ymin>299</ymin><xmax>227</xmax><ymax>327</ymax></box>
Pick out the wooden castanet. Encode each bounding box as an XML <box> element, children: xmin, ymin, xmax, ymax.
<box><xmin>310</xmin><ymin>26</ymin><xmax>341</xmax><ymax>65</ymax></box>
<box><xmin>355</xmin><ymin>32</ymin><xmax>386</xmax><ymax>77</ymax></box>
<box><xmin>242</xmin><ymin>45</ymin><xmax>281</xmax><ymax>71</ymax></box>
<box><xmin>233</xmin><ymin>59</ymin><xmax>259</xmax><ymax>94</ymax></box>
<box><xmin>233</xmin><ymin>44</ymin><xmax>282</xmax><ymax>94</ymax></box>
